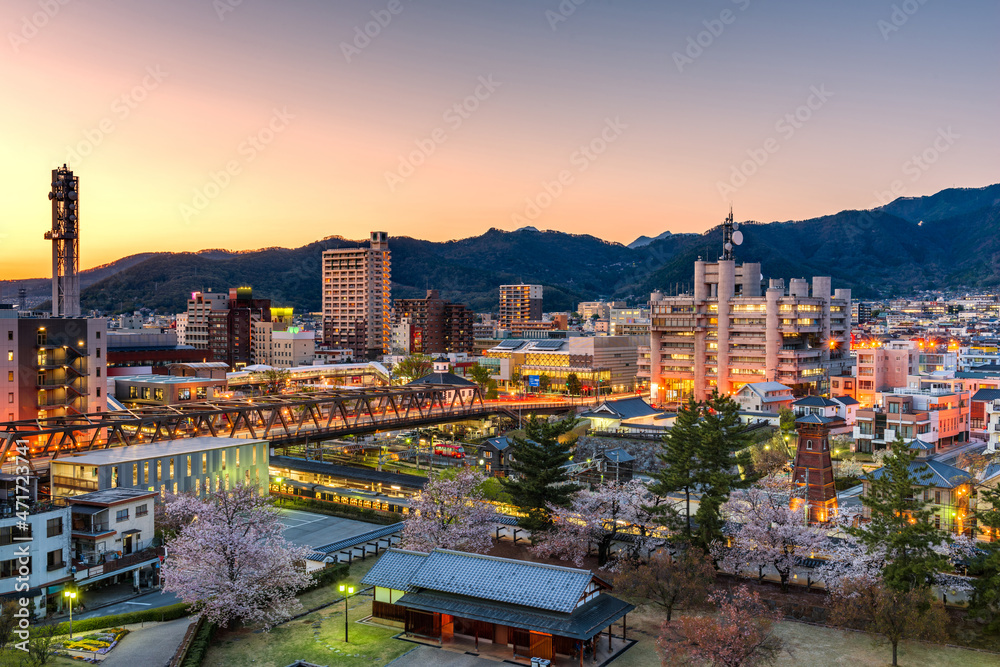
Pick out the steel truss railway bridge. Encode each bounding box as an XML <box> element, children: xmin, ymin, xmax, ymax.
<box><xmin>1</xmin><ymin>384</ymin><xmax>574</xmax><ymax>464</ymax></box>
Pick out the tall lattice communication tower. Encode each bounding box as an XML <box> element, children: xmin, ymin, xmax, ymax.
<box><xmin>44</xmin><ymin>165</ymin><xmax>80</xmax><ymax>317</ymax></box>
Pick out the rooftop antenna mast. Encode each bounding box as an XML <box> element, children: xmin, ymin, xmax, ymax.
<box><xmin>721</xmin><ymin>206</ymin><xmax>743</xmax><ymax>261</ymax></box>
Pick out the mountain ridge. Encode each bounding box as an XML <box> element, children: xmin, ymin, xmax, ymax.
<box><xmin>8</xmin><ymin>183</ymin><xmax>1000</xmax><ymax>314</ymax></box>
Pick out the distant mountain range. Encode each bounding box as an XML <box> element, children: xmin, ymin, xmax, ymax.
<box><xmin>7</xmin><ymin>183</ymin><xmax>1000</xmax><ymax>314</ymax></box>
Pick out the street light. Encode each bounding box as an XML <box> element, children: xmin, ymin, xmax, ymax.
<box><xmin>64</xmin><ymin>590</ymin><xmax>77</xmax><ymax>638</ymax></box>
<box><xmin>339</xmin><ymin>584</ymin><xmax>356</xmax><ymax>642</ymax></box>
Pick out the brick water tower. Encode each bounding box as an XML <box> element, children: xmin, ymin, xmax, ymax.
<box><xmin>790</xmin><ymin>414</ymin><xmax>838</xmax><ymax>524</ymax></box>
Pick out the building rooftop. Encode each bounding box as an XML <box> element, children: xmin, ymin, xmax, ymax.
<box><xmin>362</xmin><ymin>548</ymin><xmax>602</xmax><ymax>615</ymax></box>
<box><xmin>68</xmin><ymin>487</ymin><xmax>158</xmax><ymax>506</ymax></box>
<box><xmin>868</xmin><ymin>460</ymin><xmax>972</xmax><ymax>489</ymax></box>
<box><xmin>55</xmin><ymin>437</ymin><xmax>264</xmax><ymax>466</ymax></box>
<box><xmin>405</xmin><ymin>372</ymin><xmax>476</xmax><ymax>387</ymax></box>
<box><xmin>793</xmin><ymin>396</ymin><xmax>840</xmax><ymax>407</ymax></box>
<box><xmin>112</xmin><ymin>375</ymin><xmax>223</xmax><ymax>385</ymax></box>
<box><xmin>581</xmin><ymin>397</ymin><xmax>658</xmax><ymax>421</ymax></box>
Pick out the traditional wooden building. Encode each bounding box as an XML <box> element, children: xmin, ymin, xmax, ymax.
<box><xmin>363</xmin><ymin>548</ymin><xmax>634</xmax><ymax>665</ymax></box>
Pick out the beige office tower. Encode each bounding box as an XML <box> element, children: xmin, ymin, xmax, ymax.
<box><xmin>639</xmin><ymin>218</ymin><xmax>851</xmax><ymax>405</ymax></box>
<box><xmin>499</xmin><ymin>284</ymin><xmax>543</xmax><ymax>330</ymax></box>
<box><xmin>322</xmin><ymin>232</ymin><xmax>391</xmax><ymax>359</ymax></box>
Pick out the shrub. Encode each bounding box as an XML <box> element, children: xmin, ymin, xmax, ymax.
<box><xmin>51</xmin><ymin>602</ymin><xmax>191</xmax><ymax>636</ymax></box>
<box><xmin>301</xmin><ymin>563</ymin><xmax>350</xmax><ymax>592</ymax></box>
<box><xmin>180</xmin><ymin>619</ymin><xmax>217</xmax><ymax>667</ymax></box>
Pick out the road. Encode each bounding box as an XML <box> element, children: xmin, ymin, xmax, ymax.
<box><xmin>74</xmin><ymin>589</ymin><xmax>181</xmax><ymax>620</ymax></box>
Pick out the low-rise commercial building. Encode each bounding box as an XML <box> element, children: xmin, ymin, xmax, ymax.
<box><xmin>112</xmin><ymin>375</ymin><xmax>227</xmax><ymax>407</ymax></box>
<box><xmin>50</xmin><ymin>436</ymin><xmax>269</xmax><ymax>498</ymax></box>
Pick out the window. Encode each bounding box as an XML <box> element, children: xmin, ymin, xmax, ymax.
<box><xmin>173</xmin><ymin>482</ymin><xmax>178</xmax><ymax>494</ymax></box>
<box><xmin>6</xmin><ymin>352</ymin><xmax>11</xmax><ymax>361</ymax></box>
<box><xmin>47</xmin><ymin>548</ymin><xmax>65</xmax><ymax>571</ymax></box>
<box><xmin>1</xmin><ymin>557</ymin><xmax>29</xmax><ymax>579</ymax></box>
<box><xmin>156</xmin><ymin>461</ymin><xmax>162</xmax><ymax>480</ymax></box>
<box><xmin>235</xmin><ymin>449</ymin><xmax>240</xmax><ymax>467</ymax></box>
<box><xmin>806</xmin><ymin>440</ymin><xmax>813</xmax><ymax>450</ymax></box>
<box><xmin>36</xmin><ymin>329</ymin><xmax>46</xmax><ymax>345</ymax></box>
<box><xmin>116</xmin><ymin>509</ymin><xmax>129</xmax><ymax>522</ymax></box>
<box><xmin>202</xmin><ymin>453</ymin><xmax>207</xmax><ymax>474</ymax></box>
<box><xmin>934</xmin><ymin>515</ymin><xmax>941</xmax><ymax>529</ymax></box>
<box><xmin>96</xmin><ymin>347</ymin><xmax>101</xmax><ymax>358</ymax></box>
<box><xmin>96</xmin><ymin>331</ymin><xmax>100</xmax><ymax>339</ymax></box>
<box><xmin>187</xmin><ymin>456</ymin><xmax>192</xmax><ymax>476</ymax></box>
<box><xmin>133</xmin><ymin>464</ymin><xmax>138</xmax><ymax>486</ymax></box>
<box><xmin>112</xmin><ymin>466</ymin><xmax>119</xmax><ymax>487</ymax></box>
<box><xmin>935</xmin><ymin>491</ymin><xmax>941</xmax><ymax>504</ymax></box>
<box><xmin>484</xmin><ymin>450</ymin><xmax>493</xmax><ymax>458</ymax></box>
<box><xmin>178</xmin><ymin>388</ymin><xmax>191</xmax><ymax>401</ymax></box>
<box><xmin>170</xmin><ymin>459</ymin><xmax>175</xmax><ymax>478</ymax></box>
<box><xmin>6</xmin><ymin>331</ymin><xmax>11</xmax><ymax>341</ymax></box>
<box><xmin>136</xmin><ymin>504</ymin><xmax>148</xmax><ymax>517</ymax></box>
<box><xmin>96</xmin><ymin>368</ymin><xmax>101</xmax><ymax>378</ymax></box>
<box><xmin>253</xmin><ymin>446</ymin><xmax>257</xmax><ymax>466</ymax></box>
<box><xmin>46</xmin><ymin>517</ymin><xmax>63</xmax><ymax>538</ymax></box>
<box><xmin>6</xmin><ymin>371</ymin><xmax>11</xmax><ymax>382</ymax></box>
<box><xmin>96</xmin><ymin>387</ymin><xmax>101</xmax><ymax>397</ymax></box>
<box><xmin>154</xmin><ymin>388</ymin><xmax>164</xmax><ymax>401</ymax></box>
<box><xmin>221</xmin><ymin>452</ymin><xmax>226</xmax><ymax>470</ymax></box>
<box><xmin>196</xmin><ymin>386</ymin><xmax>207</xmax><ymax>400</ymax></box>
<box><xmin>0</xmin><ymin>525</ymin><xmax>32</xmax><ymax>546</ymax></box>
<box><xmin>6</xmin><ymin>393</ymin><xmax>11</xmax><ymax>404</ymax></box>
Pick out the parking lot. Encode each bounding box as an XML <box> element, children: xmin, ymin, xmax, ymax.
<box><xmin>278</xmin><ymin>507</ymin><xmax>384</xmax><ymax>549</ymax></box>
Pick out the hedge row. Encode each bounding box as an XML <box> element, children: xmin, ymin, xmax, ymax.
<box><xmin>52</xmin><ymin>602</ymin><xmax>191</xmax><ymax>636</ymax></box>
<box><xmin>302</xmin><ymin>563</ymin><xmax>350</xmax><ymax>592</ymax></box>
<box><xmin>280</xmin><ymin>497</ymin><xmax>402</xmax><ymax>525</ymax></box>
<box><xmin>180</xmin><ymin>618</ymin><xmax>217</xmax><ymax>667</ymax></box>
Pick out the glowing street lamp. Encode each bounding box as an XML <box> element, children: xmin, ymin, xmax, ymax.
<box><xmin>339</xmin><ymin>584</ymin><xmax>356</xmax><ymax>642</ymax></box>
<box><xmin>64</xmin><ymin>590</ymin><xmax>78</xmax><ymax>638</ymax></box>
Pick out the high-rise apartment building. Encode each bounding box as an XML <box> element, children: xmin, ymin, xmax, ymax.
<box><xmin>393</xmin><ymin>290</ymin><xmax>474</xmax><ymax>355</ymax></box>
<box><xmin>499</xmin><ymin>284</ymin><xmax>543</xmax><ymax>329</ymax></box>
<box><xmin>1</xmin><ymin>306</ymin><xmax>106</xmax><ymax>424</ymax></box>
<box><xmin>640</xmin><ymin>222</ymin><xmax>851</xmax><ymax>405</ymax></box>
<box><xmin>322</xmin><ymin>232</ymin><xmax>391</xmax><ymax>359</ymax></box>
<box><xmin>182</xmin><ymin>288</ymin><xmax>271</xmax><ymax>370</ymax></box>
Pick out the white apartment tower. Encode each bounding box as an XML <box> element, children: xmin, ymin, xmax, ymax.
<box><xmin>322</xmin><ymin>232</ymin><xmax>391</xmax><ymax>359</ymax></box>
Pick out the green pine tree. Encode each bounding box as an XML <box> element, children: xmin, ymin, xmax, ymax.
<box><xmin>647</xmin><ymin>397</ymin><xmax>702</xmax><ymax>540</ymax></box>
<box><xmin>849</xmin><ymin>436</ymin><xmax>950</xmax><ymax>591</ymax></box>
<box><xmin>502</xmin><ymin>416</ymin><xmax>582</xmax><ymax>537</ymax></box>
<box><xmin>970</xmin><ymin>483</ymin><xmax>1000</xmax><ymax>631</ymax></box>
<box><xmin>691</xmin><ymin>390</ymin><xmax>755</xmax><ymax>550</ymax></box>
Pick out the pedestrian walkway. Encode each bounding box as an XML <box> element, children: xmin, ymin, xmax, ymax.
<box><xmin>99</xmin><ymin>616</ymin><xmax>197</xmax><ymax>667</ymax></box>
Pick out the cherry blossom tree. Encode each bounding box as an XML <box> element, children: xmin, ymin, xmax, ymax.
<box><xmin>162</xmin><ymin>482</ymin><xmax>313</xmax><ymax>629</ymax></box>
<box><xmin>715</xmin><ymin>475</ymin><xmax>826</xmax><ymax>592</ymax></box>
<box><xmin>531</xmin><ymin>479</ymin><xmax>665</xmax><ymax>567</ymax></box>
<box><xmin>658</xmin><ymin>585</ymin><xmax>784</xmax><ymax>667</ymax></box>
<box><xmin>614</xmin><ymin>548</ymin><xmax>715</xmax><ymax>621</ymax></box>
<box><xmin>400</xmin><ymin>467</ymin><xmax>497</xmax><ymax>554</ymax></box>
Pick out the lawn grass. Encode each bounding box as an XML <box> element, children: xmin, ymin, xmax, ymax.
<box><xmin>201</xmin><ymin>598</ymin><xmax>409</xmax><ymax>667</ymax></box>
<box><xmin>617</xmin><ymin>603</ymin><xmax>1000</xmax><ymax>667</ymax></box>
<box><xmin>202</xmin><ymin>557</ymin><xmax>402</xmax><ymax>667</ymax></box>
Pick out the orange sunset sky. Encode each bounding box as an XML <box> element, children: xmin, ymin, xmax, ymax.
<box><xmin>1</xmin><ymin>0</ymin><xmax>997</xmax><ymax>280</ymax></box>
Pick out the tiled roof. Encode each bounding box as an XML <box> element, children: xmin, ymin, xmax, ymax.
<box><xmin>971</xmin><ymin>388</ymin><xmax>1000</xmax><ymax>402</ymax></box>
<box><xmin>868</xmin><ymin>460</ymin><xmax>972</xmax><ymax>489</ymax></box>
<box><xmin>979</xmin><ymin>462</ymin><xmax>1000</xmax><ymax>483</ymax></box>
<box><xmin>409</xmin><ymin>550</ymin><xmax>593</xmax><ymax>614</ymax></box>
<box><xmin>406</xmin><ymin>372</ymin><xmax>476</xmax><ymax>387</ymax></box>
<box><xmin>582</xmin><ymin>397</ymin><xmax>658</xmax><ymax>420</ymax></box>
<box><xmin>313</xmin><ymin>522</ymin><xmax>404</xmax><ymax>555</ymax></box>
<box><xmin>484</xmin><ymin>436</ymin><xmax>512</xmax><ymax>451</ymax></box>
<box><xmin>602</xmin><ymin>448</ymin><xmax>634</xmax><ymax>463</ymax></box>
<box><xmin>363</xmin><ymin>548</ymin><xmax>597</xmax><ymax>614</ymax></box>
<box><xmin>832</xmin><ymin>395</ymin><xmax>860</xmax><ymax>405</ymax></box>
<box><xmin>906</xmin><ymin>437</ymin><xmax>935</xmax><ymax>451</ymax></box>
<box><xmin>360</xmin><ymin>549</ymin><xmax>428</xmax><ymax>592</ymax></box>
<box><xmin>793</xmin><ymin>396</ymin><xmax>839</xmax><ymax>407</ymax></box>
<box><xmin>795</xmin><ymin>413</ymin><xmax>836</xmax><ymax>424</ymax></box>
<box><xmin>742</xmin><ymin>382</ymin><xmax>792</xmax><ymax>398</ymax></box>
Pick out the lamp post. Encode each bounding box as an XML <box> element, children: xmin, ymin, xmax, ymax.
<box><xmin>64</xmin><ymin>590</ymin><xmax>77</xmax><ymax>638</ymax></box>
<box><xmin>339</xmin><ymin>584</ymin><xmax>355</xmax><ymax>642</ymax></box>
